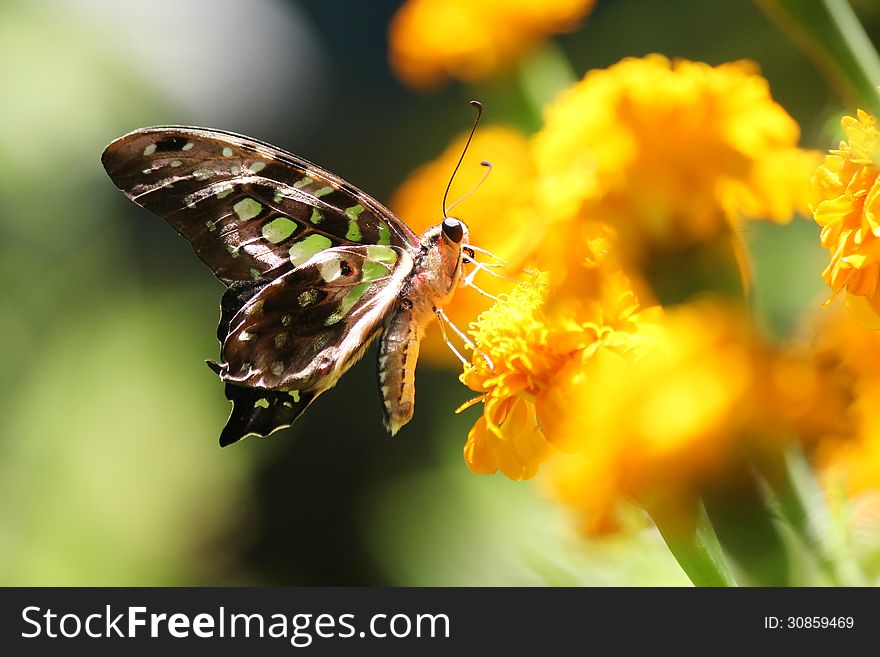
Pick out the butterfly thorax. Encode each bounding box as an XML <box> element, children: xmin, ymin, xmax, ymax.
<box><xmin>377</xmin><ymin>222</ymin><xmax>469</xmax><ymax>435</ymax></box>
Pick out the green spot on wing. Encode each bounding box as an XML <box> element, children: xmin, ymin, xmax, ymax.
<box><xmin>289</xmin><ymin>234</ymin><xmax>332</xmax><ymax>267</ymax></box>
<box><xmin>261</xmin><ymin>217</ymin><xmax>297</xmax><ymax>244</ymax></box>
<box><xmin>298</xmin><ymin>289</ymin><xmax>318</xmax><ymax>306</ymax></box>
<box><xmin>314</xmin><ymin>186</ymin><xmax>333</xmax><ymax>197</ymax></box>
<box><xmin>325</xmin><ymin>283</ymin><xmax>370</xmax><ymax>326</ymax></box>
<box><xmin>310</xmin><ymin>209</ymin><xmax>324</xmax><ymax>224</ymax></box>
<box><xmin>254</xmin><ymin>398</ymin><xmax>270</xmax><ymax>409</ymax></box>
<box><xmin>366</xmin><ymin>245</ymin><xmax>398</xmax><ymax>264</ymax></box>
<box><xmin>362</xmin><ymin>246</ymin><xmax>397</xmax><ymax>282</ymax></box>
<box><xmin>345</xmin><ymin>204</ymin><xmax>364</xmax><ymax>219</ymax></box>
<box><xmin>344</xmin><ymin>205</ymin><xmax>365</xmax><ymax>241</ymax></box>
<box><xmin>294</xmin><ymin>176</ymin><xmax>314</xmax><ymax>189</ymax></box>
<box><xmin>222</xmin><ymin>147</ymin><xmax>233</xmax><ymax>157</ymax></box>
<box><xmin>377</xmin><ymin>222</ymin><xmax>391</xmax><ymax>245</ymax></box>
<box><xmin>233</xmin><ymin>198</ymin><xmax>262</xmax><ymax>221</ymax></box>
<box><xmin>362</xmin><ymin>260</ymin><xmax>388</xmax><ymax>282</ymax></box>
<box><xmin>346</xmin><ymin>220</ymin><xmax>362</xmax><ymax>242</ymax></box>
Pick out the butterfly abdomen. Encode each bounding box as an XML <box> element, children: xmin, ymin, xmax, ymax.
<box><xmin>377</xmin><ymin>298</ymin><xmax>424</xmax><ymax>436</ymax></box>
<box><xmin>377</xmin><ymin>225</ymin><xmax>466</xmax><ymax>435</ymax></box>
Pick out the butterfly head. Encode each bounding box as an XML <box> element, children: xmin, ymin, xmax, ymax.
<box><xmin>414</xmin><ymin>216</ymin><xmax>470</xmax><ymax>302</ymax></box>
<box><xmin>441</xmin><ymin>216</ymin><xmax>466</xmax><ymax>245</ymax></box>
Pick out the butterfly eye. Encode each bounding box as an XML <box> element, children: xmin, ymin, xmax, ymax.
<box><xmin>442</xmin><ymin>218</ymin><xmax>464</xmax><ymax>243</ymax></box>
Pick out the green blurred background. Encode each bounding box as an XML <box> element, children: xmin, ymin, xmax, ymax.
<box><xmin>1</xmin><ymin>0</ymin><xmax>875</xmax><ymax>586</ymax></box>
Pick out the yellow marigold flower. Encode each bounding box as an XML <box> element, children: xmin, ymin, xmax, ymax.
<box><xmin>532</xmin><ymin>55</ymin><xmax>818</xmax><ymax>263</ymax></box>
<box><xmin>391</xmin><ymin>125</ymin><xmax>535</xmax><ymax>365</ymax></box>
<box><xmin>807</xmin><ymin>307</ymin><xmax>880</xmax><ymax>498</ymax></box>
<box><xmin>389</xmin><ymin>0</ymin><xmax>595</xmax><ymax>87</ymax></box>
<box><xmin>460</xmin><ymin>273</ymin><xmax>561</xmax><ymax>479</ymax></box>
<box><xmin>810</xmin><ymin>110</ymin><xmax>880</xmax><ymax>326</ymax></box>
<box><xmin>460</xmin><ymin>269</ymin><xmax>658</xmax><ymax>480</ymax></box>
<box><xmin>539</xmin><ymin>301</ymin><xmax>809</xmax><ymax>534</ymax></box>
<box><xmin>818</xmin><ymin>381</ymin><xmax>880</xmax><ymax>497</ymax></box>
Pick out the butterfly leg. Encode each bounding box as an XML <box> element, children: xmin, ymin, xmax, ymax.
<box><xmin>436</xmin><ymin>309</ymin><xmax>494</xmax><ymax>370</ymax></box>
<box><xmin>434</xmin><ymin>310</ymin><xmax>469</xmax><ymax>365</ymax></box>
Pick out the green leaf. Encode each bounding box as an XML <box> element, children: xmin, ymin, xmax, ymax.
<box><xmin>701</xmin><ymin>459</ymin><xmax>795</xmax><ymax>586</ymax></box>
<box><xmin>647</xmin><ymin>498</ymin><xmax>738</xmax><ymax>587</ymax></box>
<box><xmin>756</xmin><ymin>0</ymin><xmax>880</xmax><ymax>113</ymax></box>
<box><xmin>755</xmin><ymin>447</ymin><xmax>867</xmax><ymax>586</ymax></box>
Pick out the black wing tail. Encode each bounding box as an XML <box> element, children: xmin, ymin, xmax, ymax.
<box><xmin>217</xmin><ymin>382</ymin><xmax>315</xmax><ymax>447</ymax></box>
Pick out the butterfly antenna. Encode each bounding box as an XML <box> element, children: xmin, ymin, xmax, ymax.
<box><xmin>446</xmin><ymin>161</ymin><xmax>492</xmax><ymax>214</ymax></box>
<box><xmin>442</xmin><ymin>100</ymin><xmax>483</xmax><ymax>219</ymax></box>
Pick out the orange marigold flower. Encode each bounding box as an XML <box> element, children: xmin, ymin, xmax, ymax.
<box><xmin>532</xmin><ymin>55</ymin><xmax>819</xmax><ymax>263</ymax></box>
<box><xmin>389</xmin><ymin>0</ymin><xmax>595</xmax><ymax>87</ymax></box>
<box><xmin>391</xmin><ymin>125</ymin><xmax>535</xmax><ymax>365</ymax></box>
<box><xmin>460</xmin><ymin>269</ymin><xmax>658</xmax><ymax>480</ymax></box>
<box><xmin>460</xmin><ymin>273</ymin><xmax>561</xmax><ymax>479</ymax></box>
<box><xmin>810</xmin><ymin>109</ymin><xmax>880</xmax><ymax>326</ymax></box>
<box><xmin>807</xmin><ymin>306</ymin><xmax>880</xmax><ymax>499</ymax></box>
<box><xmin>539</xmin><ymin>302</ymin><xmax>766</xmax><ymax>534</ymax></box>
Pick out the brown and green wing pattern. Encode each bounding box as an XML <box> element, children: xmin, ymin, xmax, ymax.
<box><xmin>219</xmin><ymin>245</ymin><xmax>413</xmax><ymax>393</ymax></box>
<box><xmin>101</xmin><ymin>126</ymin><xmax>420</xmax><ymax>284</ymax></box>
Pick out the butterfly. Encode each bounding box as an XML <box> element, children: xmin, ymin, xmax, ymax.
<box><xmin>101</xmin><ymin>124</ymin><xmax>475</xmax><ymax>446</ymax></box>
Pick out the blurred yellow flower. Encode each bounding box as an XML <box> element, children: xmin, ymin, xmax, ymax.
<box><xmin>807</xmin><ymin>307</ymin><xmax>880</xmax><ymax>497</ymax></box>
<box><xmin>460</xmin><ymin>269</ymin><xmax>659</xmax><ymax>480</ymax></box>
<box><xmin>389</xmin><ymin>0</ymin><xmax>595</xmax><ymax>87</ymax></box>
<box><xmin>532</xmin><ymin>55</ymin><xmax>818</xmax><ymax>263</ymax></box>
<box><xmin>540</xmin><ymin>303</ymin><xmax>757</xmax><ymax>532</ymax></box>
<box><xmin>462</xmin><ymin>289</ymin><xmax>833</xmax><ymax>532</ymax></box>
<box><xmin>391</xmin><ymin>125</ymin><xmax>536</xmax><ymax>365</ymax></box>
<box><xmin>539</xmin><ymin>301</ymin><xmax>833</xmax><ymax>534</ymax></box>
<box><xmin>811</xmin><ymin>110</ymin><xmax>880</xmax><ymax>326</ymax></box>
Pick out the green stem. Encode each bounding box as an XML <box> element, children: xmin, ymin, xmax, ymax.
<box><xmin>516</xmin><ymin>40</ymin><xmax>578</xmax><ymax>126</ymax></box>
<box><xmin>756</xmin><ymin>0</ymin><xmax>880</xmax><ymax>113</ymax></box>
<box><xmin>756</xmin><ymin>446</ymin><xmax>867</xmax><ymax>586</ymax></box>
<box><xmin>647</xmin><ymin>498</ymin><xmax>738</xmax><ymax>587</ymax></box>
<box><xmin>701</xmin><ymin>458</ymin><xmax>794</xmax><ymax>586</ymax></box>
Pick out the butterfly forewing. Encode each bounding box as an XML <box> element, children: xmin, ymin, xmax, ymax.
<box><xmin>101</xmin><ymin>126</ymin><xmax>420</xmax><ymax>284</ymax></box>
<box><xmin>101</xmin><ymin>126</ymin><xmax>431</xmax><ymax>445</ymax></box>
<box><xmin>219</xmin><ymin>245</ymin><xmax>413</xmax><ymax>391</ymax></box>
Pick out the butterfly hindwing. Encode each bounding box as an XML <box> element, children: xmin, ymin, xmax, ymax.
<box><xmin>219</xmin><ymin>245</ymin><xmax>414</xmax><ymax>393</ymax></box>
<box><xmin>101</xmin><ymin>126</ymin><xmax>420</xmax><ymax>284</ymax></box>
<box><xmin>217</xmin><ymin>383</ymin><xmax>316</xmax><ymax>447</ymax></box>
